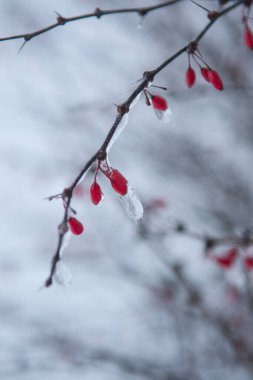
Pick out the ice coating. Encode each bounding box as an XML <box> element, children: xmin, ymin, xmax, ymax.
<box><xmin>76</xmin><ymin>165</ymin><xmax>92</xmax><ymax>186</ymax></box>
<box><xmin>106</xmin><ymin>113</ymin><xmax>129</xmax><ymax>153</ymax></box>
<box><xmin>59</xmin><ymin>230</ymin><xmax>71</xmax><ymax>258</ymax></box>
<box><xmin>155</xmin><ymin>108</ymin><xmax>172</xmax><ymax>123</ymax></box>
<box><xmin>54</xmin><ymin>260</ymin><xmax>72</xmax><ymax>286</ymax></box>
<box><xmin>118</xmin><ymin>184</ymin><xmax>143</xmax><ymax>220</ymax></box>
<box><xmin>107</xmin><ymin>92</ymin><xmax>142</xmax><ymax>153</ymax></box>
<box><xmin>129</xmin><ymin>92</ymin><xmax>142</xmax><ymax>110</ymax></box>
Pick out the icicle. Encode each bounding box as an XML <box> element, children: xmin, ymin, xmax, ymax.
<box><xmin>154</xmin><ymin>108</ymin><xmax>172</xmax><ymax>123</ymax></box>
<box><xmin>54</xmin><ymin>260</ymin><xmax>72</xmax><ymax>286</ymax></box>
<box><xmin>137</xmin><ymin>15</ymin><xmax>145</xmax><ymax>30</ymax></box>
<box><xmin>107</xmin><ymin>113</ymin><xmax>129</xmax><ymax>153</ymax></box>
<box><xmin>107</xmin><ymin>90</ymin><xmax>143</xmax><ymax>154</ymax></box>
<box><xmin>118</xmin><ymin>183</ymin><xmax>143</xmax><ymax>220</ymax></box>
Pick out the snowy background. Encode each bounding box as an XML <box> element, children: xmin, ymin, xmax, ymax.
<box><xmin>0</xmin><ymin>0</ymin><xmax>253</xmax><ymax>379</ymax></box>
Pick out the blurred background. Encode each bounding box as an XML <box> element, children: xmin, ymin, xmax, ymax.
<box><xmin>0</xmin><ymin>0</ymin><xmax>253</xmax><ymax>379</ymax></box>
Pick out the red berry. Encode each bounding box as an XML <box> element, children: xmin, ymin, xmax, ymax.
<box><xmin>90</xmin><ymin>181</ymin><xmax>103</xmax><ymax>205</ymax></box>
<box><xmin>151</xmin><ymin>95</ymin><xmax>168</xmax><ymax>111</ymax></box>
<box><xmin>68</xmin><ymin>217</ymin><xmax>84</xmax><ymax>235</ymax></box>
<box><xmin>215</xmin><ymin>248</ymin><xmax>237</xmax><ymax>268</ymax></box>
<box><xmin>109</xmin><ymin>169</ymin><xmax>128</xmax><ymax>196</ymax></box>
<box><xmin>208</xmin><ymin>69</ymin><xmax>224</xmax><ymax>91</ymax></box>
<box><xmin>244</xmin><ymin>256</ymin><xmax>253</xmax><ymax>270</ymax></box>
<box><xmin>200</xmin><ymin>67</ymin><xmax>210</xmax><ymax>82</ymax></box>
<box><xmin>185</xmin><ymin>66</ymin><xmax>196</xmax><ymax>88</ymax></box>
<box><xmin>244</xmin><ymin>26</ymin><xmax>253</xmax><ymax>49</ymax></box>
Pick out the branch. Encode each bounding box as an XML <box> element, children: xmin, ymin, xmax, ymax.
<box><xmin>0</xmin><ymin>0</ymin><xmax>182</xmax><ymax>44</ymax></box>
<box><xmin>45</xmin><ymin>0</ymin><xmax>244</xmax><ymax>287</ymax></box>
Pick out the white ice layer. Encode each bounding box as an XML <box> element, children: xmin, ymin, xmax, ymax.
<box><xmin>107</xmin><ymin>92</ymin><xmax>142</xmax><ymax>153</ymax></box>
<box><xmin>54</xmin><ymin>260</ymin><xmax>72</xmax><ymax>286</ymax></box>
<box><xmin>137</xmin><ymin>15</ymin><xmax>145</xmax><ymax>30</ymax></box>
<box><xmin>118</xmin><ymin>183</ymin><xmax>144</xmax><ymax>220</ymax></box>
<box><xmin>129</xmin><ymin>92</ymin><xmax>142</xmax><ymax>109</ymax></box>
<box><xmin>107</xmin><ymin>113</ymin><xmax>129</xmax><ymax>153</ymax></box>
<box><xmin>155</xmin><ymin>108</ymin><xmax>172</xmax><ymax>123</ymax></box>
<box><xmin>76</xmin><ymin>165</ymin><xmax>92</xmax><ymax>187</ymax></box>
<box><xmin>59</xmin><ymin>230</ymin><xmax>71</xmax><ymax>258</ymax></box>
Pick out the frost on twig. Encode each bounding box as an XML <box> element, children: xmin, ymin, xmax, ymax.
<box><xmin>54</xmin><ymin>260</ymin><xmax>72</xmax><ymax>286</ymax></box>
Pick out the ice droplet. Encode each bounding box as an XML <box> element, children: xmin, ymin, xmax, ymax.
<box><xmin>137</xmin><ymin>15</ymin><xmax>145</xmax><ymax>30</ymax></box>
<box><xmin>118</xmin><ymin>184</ymin><xmax>143</xmax><ymax>220</ymax></box>
<box><xmin>155</xmin><ymin>108</ymin><xmax>172</xmax><ymax>123</ymax></box>
<box><xmin>59</xmin><ymin>230</ymin><xmax>71</xmax><ymax>258</ymax></box>
<box><xmin>54</xmin><ymin>260</ymin><xmax>72</xmax><ymax>286</ymax></box>
<box><xmin>107</xmin><ymin>113</ymin><xmax>129</xmax><ymax>153</ymax></box>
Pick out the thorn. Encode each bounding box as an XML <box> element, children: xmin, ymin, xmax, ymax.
<box><xmin>138</xmin><ymin>8</ymin><xmax>148</xmax><ymax>17</ymax></box>
<box><xmin>95</xmin><ymin>7</ymin><xmax>102</xmax><ymax>19</ymax></box>
<box><xmin>190</xmin><ymin>0</ymin><xmax>210</xmax><ymax>12</ymax></box>
<box><xmin>143</xmin><ymin>70</ymin><xmax>155</xmax><ymax>83</ymax></box>
<box><xmin>130</xmin><ymin>77</ymin><xmax>142</xmax><ymax>85</ymax></box>
<box><xmin>44</xmin><ymin>192</ymin><xmax>62</xmax><ymax>201</ymax></box>
<box><xmin>17</xmin><ymin>38</ymin><xmax>29</xmax><ymax>54</ymax></box>
<box><xmin>114</xmin><ymin>103</ymin><xmax>129</xmax><ymax>115</ymax></box>
<box><xmin>54</xmin><ymin>11</ymin><xmax>66</xmax><ymax>25</ymax></box>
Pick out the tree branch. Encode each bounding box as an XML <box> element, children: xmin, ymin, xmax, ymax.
<box><xmin>45</xmin><ymin>0</ymin><xmax>244</xmax><ymax>287</ymax></box>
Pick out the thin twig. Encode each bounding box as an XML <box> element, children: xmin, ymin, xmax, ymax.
<box><xmin>0</xmin><ymin>0</ymin><xmax>182</xmax><ymax>44</ymax></box>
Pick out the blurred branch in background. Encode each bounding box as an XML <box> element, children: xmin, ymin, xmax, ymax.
<box><xmin>134</xmin><ymin>200</ymin><xmax>253</xmax><ymax>374</ymax></box>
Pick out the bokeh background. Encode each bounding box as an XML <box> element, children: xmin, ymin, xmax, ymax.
<box><xmin>0</xmin><ymin>0</ymin><xmax>253</xmax><ymax>379</ymax></box>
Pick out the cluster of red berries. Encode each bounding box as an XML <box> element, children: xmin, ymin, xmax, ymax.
<box><xmin>67</xmin><ymin>159</ymin><xmax>128</xmax><ymax>235</ymax></box>
<box><xmin>90</xmin><ymin>160</ymin><xmax>128</xmax><ymax>203</ymax></box>
<box><xmin>207</xmin><ymin>247</ymin><xmax>253</xmax><ymax>270</ymax></box>
<box><xmin>185</xmin><ymin>49</ymin><xmax>224</xmax><ymax>91</ymax></box>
